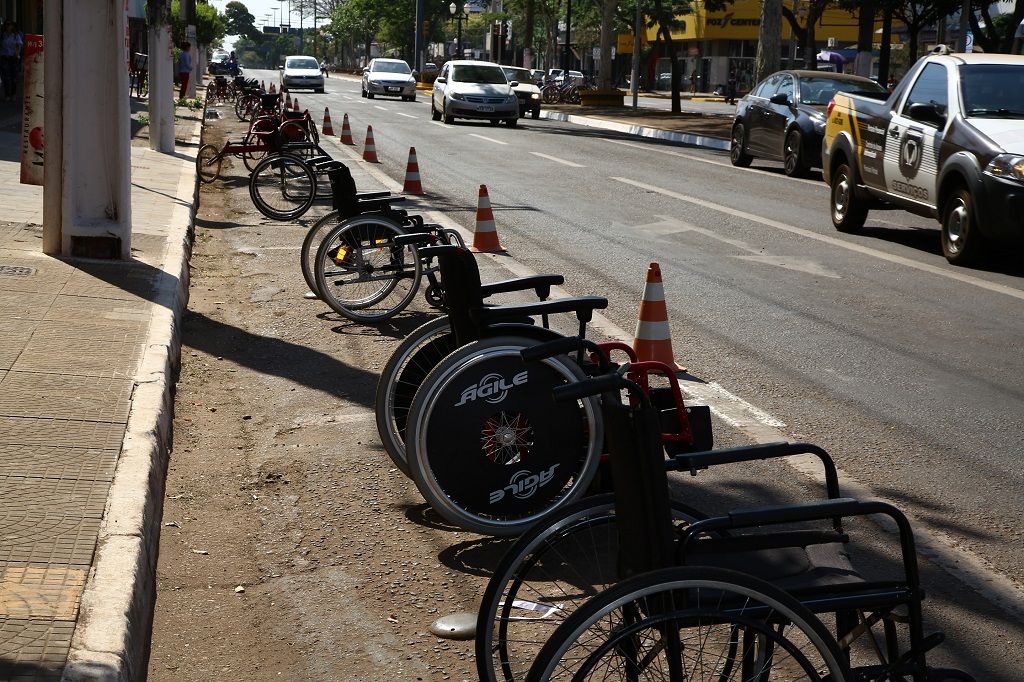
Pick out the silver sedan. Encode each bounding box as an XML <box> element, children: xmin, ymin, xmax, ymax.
<box><xmin>361</xmin><ymin>58</ymin><xmax>417</xmax><ymax>102</ymax></box>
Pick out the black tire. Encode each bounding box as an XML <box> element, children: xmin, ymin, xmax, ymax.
<box><xmin>431</xmin><ymin>100</ymin><xmax>442</xmax><ymax>121</ymax></box>
<box><xmin>506</xmin><ymin>117</ymin><xmax>518</xmax><ymax>128</ymax></box>
<box><xmin>313</xmin><ymin>216</ymin><xmax>422</xmax><ymax>323</ymax></box>
<box><xmin>361</xmin><ymin>87</ymin><xmax>367</xmax><ymax>98</ymax></box>
<box><xmin>315</xmin><ymin>87</ymin><xmax>324</xmax><ymax>93</ymax></box>
<box><xmin>443</xmin><ymin>104</ymin><xmax>455</xmax><ymax>125</ymax></box>
<box><xmin>300</xmin><ymin>210</ymin><xmax>342</xmax><ymax>297</ymax></box>
<box><xmin>196</xmin><ymin>144</ymin><xmax>222</xmax><ymax>183</ymax></box>
<box><xmin>476</xmin><ymin>495</ymin><xmax>709</xmax><ymax>682</ymax></box>
<box><xmin>367</xmin><ymin>92</ymin><xmax>375</xmax><ymax>99</ymax></box>
<box><xmin>490</xmin><ymin>119</ymin><xmax>501</xmax><ymax>126</ymax></box>
<box><xmin>527</xmin><ymin>566</ymin><xmax>850</xmax><ymax>682</ymax></box>
<box><xmin>941</xmin><ymin>186</ymin><xmax>984</xmax><ymax>265</ymax></box>
<box><xmin>405</xmin><ymin>336</ymin><xmax>603</xmax><ymax>536</ymax></box>
<box><xmin>532</xmin><ymin>107</ymin><xmax>540</xmax><ymax>120</ymax></box>
<box><xmin>375</xmin><ymin>316</ymin><xmax>458</xmax><ymax>476</ymax></box>
<box><xmin>830</xmin><ymin>162</ymin><xmax>868</xmax><ymax>233</ymax></box>
<box><xmin>249</xmin><ymin>154</ymin><xmax>317</xmax><ymax>221</ymax></box>
<box><xmin>783</xmin><ymin>128</ymin><xmax>810</xmax><ymax>177</ymax></box>
<box><xmin>730</xmin><ymin>122</ymin><xmax>753</xmax><ymax>167</ymax></box>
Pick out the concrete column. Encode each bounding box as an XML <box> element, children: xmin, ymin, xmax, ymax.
<box><xmin>44</xmin><ymin>0</ymin><xmax>132</xmax><ymax>259</ymax></box>
<box><xmin>148</xmin><ymin>22</ymin><xmax>175</xmax><ymax>153</ymax></box>
<box><xmin>186</xmin><ymin>25</ymin><xmax>197</xmax><ymax>97</ymax></box>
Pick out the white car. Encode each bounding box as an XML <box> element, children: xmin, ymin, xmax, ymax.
<box><xmin>501</xmin><ymin>66</ymin><xmax>542</xmax><ymax>119</ymax></box>
<box><xmin>431</xmin><ymin>60</ymin><xmax>519</xmax><ymax>126</ymax></box>
<box><xmin>362</xmin><ymin>58</ymin><xmax>417</xmax><ymax>101</ymax></box>
<box><xmin>280</xmin><ymin>55</ymin><xmax>324</xmax><ymax>93</ymax></box>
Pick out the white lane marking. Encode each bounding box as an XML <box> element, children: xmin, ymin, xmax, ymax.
<box><xmin>602</xmin><ymin>137</ymin><xmax>824</xmax><ymax>187</ymax></box>
<box><xmin>395</xmin><ymin>112</ymin><xmax>417</xmax><ymax>119</ymax></box>
<box><xmin>529</xmin><ymin>152</ymin><xmax>585</xmax><ymax>168</ymax></box>
<box><xmin>468</xmin><ymin>133</ymin><xmax>508</xmax><ymax>146</ymax></box>
<box><xmin>612</xmin><ymin>176</ymin><xmax>1024</xmax><ymax>302</ymax></box>
<box><xmin>374</xmin><ymin>105</ymin><xmax>389</xmax><ymax>111</ymax></box>
<box><xmin>430</xmin><ymin>121</ymin><xmax>447</xmax><ymax>129</ymax></box>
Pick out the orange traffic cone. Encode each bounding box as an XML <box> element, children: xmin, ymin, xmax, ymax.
<box><xmin>285</xmin><ymin>93</ymin><xmax>293</xmax><ymax>110</ymax></box>
<box><xmin>363</xmin><ymin>125</ymin><xmax>379</xmax><ymax>162</ymax></box>
<box><xmin>293</xmin><ymin>98</ymin><xmax>299</xmax><ymax>111</ymax></box>
<box><xmin>322</xmin><ymin>107</ymin><xmax>334</xmax><ymax>136</ymax></box>
<box><xmin>471</xmin><ymin>185</ymin><xmax>505</xmax><ymax>253</ymax></box>
<box><xmin>260</xmin><ymin>80</ymin><xmax>265</xmax><ymax>92</ymax></box>
<box><xmin>269</xmin><ymin>83</ymin><xmax>276</xmax><ymax>94</ymax></box>
<box><xmin>403</xmin><ymin>147</ymin><xmax>424</xmax><ymax>195</ymax></box>
<box><xmin>340</xmin><ymin>113</ymin><xmax>354</xmax><ymax>145</ymax></box>
<box><xmin>632</xmin><ymin>262</ymin><xmax>686</xmax><ymax>372</ymax></box>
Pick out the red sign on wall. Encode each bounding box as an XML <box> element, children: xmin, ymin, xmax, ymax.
<box><xmin>20</xmin><ymin>34</ymin><xmax>44</xmax><ymax>186</ymax></box>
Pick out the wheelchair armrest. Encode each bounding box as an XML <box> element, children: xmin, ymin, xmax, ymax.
<box><xmin>670</xmin><ymin>442</ymin><xmax>841</xmax><ymax>501</ymax></box>
<box><xmin>417</xmin><ymin>245</ymin><xmax>459</xmax><ymax>259</ymax></box>
<box><xmin>479</xmin><ymin>274</ymin><xmax>564</xmax><ymax>300</ymax></box>
<box><xmin>393</xmin><ymin>232</ymin><xmax>433</xmax><ymax>247</ymax></box>
<box><xmin>355</xmin><ymin>190</ymin><xmax>391</xmax><ymax>200</ymax></box>
<box><xmin>684</xmin><ymin>530</ymin><xmax>850</xmax><ymax>555</ymax></box>
<box><xmin>471</xmin><ymin>296</ymin><xmax>608</xmax><ymax>326</ymax></box>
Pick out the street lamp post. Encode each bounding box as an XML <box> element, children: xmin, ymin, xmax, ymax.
<box><xmin>450</xmin><ymin>2</ymin><xmax>468</xmax><ymax>59</ymax></box>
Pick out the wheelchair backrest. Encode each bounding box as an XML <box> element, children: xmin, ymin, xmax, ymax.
<box><xmin>436</xmin><ymin>248</ymin><xmax>486</xmax><ymax>345</ymax></box>
<box><xmin>328</xmin><ymin>166</ymin><xmax>361</xmax><ymax>219</ymax></box>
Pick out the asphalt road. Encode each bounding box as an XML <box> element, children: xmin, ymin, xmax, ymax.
<box><xmin>252</xmin><ymin>70</ymin><xmax>1024</xmax><ymax>675</ymax></box>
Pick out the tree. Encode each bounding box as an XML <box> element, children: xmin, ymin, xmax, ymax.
<box><xmin>755</xmin><ymin>0</ymin><xmax>783</xmax><ymax>83</ymax></box>
<box><xmin>892</xmin><ymin>0</ymin><xmax>958</xmax><ymax>64</ymax></box>
<box><xmin>970</xmin><ymin>0</ymin><xmax>1024</xmax><ymax>54</ymax></box>
<box><xmin>171</xmin><ymin>0</ymin><xmax>227</xmax><ymax>47</ymax></box>
<box><xmin>647</xmin><ymin>0</ymin><xmax>730</xmax><ymax>112</ymax></box>
<box><xmin>224</xmin><ymin>1</ymin><xmax>259</xmax><ymax>40</ymax></box>
<box><xmin>781</xmin><ymin>0</ymin><xmax>831</xmax><ymax>70</ymax></box>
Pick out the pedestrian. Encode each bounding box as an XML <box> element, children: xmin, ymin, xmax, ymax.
<box><xmin>320</xmin><ymin>59</ymin><xmax>329</xmax><ymax>78</ymax></box>
<box><xmin>177</xmin><ymin>41</ymin><xmax>192</xmax><ymax>99</ymax></box>
<box><xmin>726</xmin><ymin>69</ymin><xmax>738</xmax><ymax>105</ymax></box>
<box><xmin>1</xmin><ymin>20</ymin><xmax>23</xmax><ymax>102</ymax></box>
<box><xmin>227</xmin><ymin>50</ymin><xmax>239</xmax><ymax>78</ymax></box>
<box><xmin>689</xmin><ymin>68</ymin><xmax>697</xmax><ymax>94</ymax></box>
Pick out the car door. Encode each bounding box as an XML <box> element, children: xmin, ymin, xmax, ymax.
<box><xmin>883</xmin><ymin>62</ymin><xmax>948</xmax><ymax>210</ymax></box>
<box><xmin>746</xmin><ymin>74</ymin><xmax>780</xmax><ymax>154</ymax></box>
<box><xmin>761</xmin><ymin>73</ymin><xmax>794</xmax><ymax>159</ymax></box>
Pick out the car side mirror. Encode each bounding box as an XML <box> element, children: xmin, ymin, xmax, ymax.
<box><xmin>769</xmin><ymin>92</ymin><xmax>790</xmax><ymax>106</ymax></box>
<box><xmin>907</xmin><ymin>102</ymin><xmax>946</xmax><ymax>126</ymax></box>
<box><xmin>509</xmin><ymin>81</ymin><xmax>519</xmax><ymax>87</ymax></box>
<box><xmin>435</xmin><ymin>76</ymin><xmax>447</xmax><ymax>84</ymax></box>
<box><xmin>278</xmin><ymin>64</ymin><xmax>284</xmax><ymax>70</ymax></box>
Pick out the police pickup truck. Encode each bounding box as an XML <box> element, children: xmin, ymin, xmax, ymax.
<box><xmin>823</xmin><ymin>50</ymin><xmax>1024</xmax><ymax>264</ymax></box>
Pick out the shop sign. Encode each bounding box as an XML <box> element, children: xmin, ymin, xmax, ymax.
<box><xmin>20</xmin><ymin>35</ymin><xmax>44</xmax><ymax>187</ymax></box>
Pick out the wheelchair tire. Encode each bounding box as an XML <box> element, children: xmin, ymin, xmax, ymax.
<box><xmin>527</xmin><ymin>566</ymin><xmax>850</xmax><ymax>682</ymax></box>
<box><xmin>300</xmin><ymin>209</ymin><xmax>341</xmax><ymax>297</ymax></box>
<box><xmin>313</xmin><ymin>216</ymin><xmax>422</xmax><ymax>323</ymax></box>
<box><xmin>406</xmin><ymin>335</ymin><xmax>602</xmax><ymax>536</ymax></box>
<box><xmin>249</xmin><ymin>154</ymin><xmax>317</xmax><ymax>221</ymax></box>
<box><xmin>476</xmin><ymin>494</ymin><xmax>708</xmax><ymax>682</ymax></box>
<box><xmin>196</xmin><ymin>144</ymin><xmax>222</xmax><ymax>183</ymax></box>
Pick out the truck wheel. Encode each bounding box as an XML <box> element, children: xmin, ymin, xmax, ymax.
<box><xmin>783</xmin><ymin>129</ymin><xmax>809</xmax><ymax>178</ymax></box>
<box><xmin>941</xmin><ymin>187</ymin><xmax>984</xmax><ymax>265</ymax></box>
<box><xmin>731</xmin><ymin>122</ymin><xmax>753</xmax><ymax>167</ymax></box>
<box><xmin>830</xmin><ymin>162</ymin><xmax>867</xmax><ymax>233</ymax></box>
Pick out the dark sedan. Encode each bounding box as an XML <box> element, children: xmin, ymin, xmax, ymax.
<box><xmin>730</xmin><ymin>70</ymin><xmax>887</xmax><ymax>177</ymax></box>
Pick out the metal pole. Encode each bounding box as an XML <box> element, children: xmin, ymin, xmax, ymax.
<box><xmin>631</xmin><ymin>0</ymin><xmax>640</xmax><ymax>108</ymax></box>
<box><xmin>457</xmin><ymin>15</ymin><xmax>462</xmax><ymax>58</ymax></box>
<box><xmin>563</xmin><ymin>0</ymin><xmax>572</xmax><ymax>72</ymax></box>
<box><xmin>415</xmin><ymin>0</ymin><xmax>424</xmax><ymax>72</ymax></box>
<box><xmin>958</xmin><ymin>0</ymin><xmax>970</xmax><ymax>52</ymax></box>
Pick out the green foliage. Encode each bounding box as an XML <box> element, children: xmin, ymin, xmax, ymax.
<box><xmin>170</xmin><ymin>0</ymin><xmax>227</xmax><ymax>47</ymax></box>
<box><xmin>224</xmin><ymin>1</ymin><xmax>259</xmax><ymax>40</ymax></box>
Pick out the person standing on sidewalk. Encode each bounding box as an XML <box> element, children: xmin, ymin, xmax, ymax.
<box><xmin>1</xmin><ymin>20</ymin><xmax>23</xmax><ymax>102</ymax></box>
<box><xmin>177</xmin><ymin>42</ymin><xmax>192</xmax><ymax>100</ymax></box>
<box><xmin>726</xmin><ymin>69</ymin><xmax>738</xmax><ymax>105</ymax></box>
<box><xmin>689</xmin><ymin>69</ymin><xmax>697</xmax><ymax>94</ymax></box>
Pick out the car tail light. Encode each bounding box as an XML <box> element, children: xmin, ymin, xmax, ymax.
<box><xmin>826</xmin><ymin>99</ymin><xmax>835</xmax><ymax>118</ymax></box>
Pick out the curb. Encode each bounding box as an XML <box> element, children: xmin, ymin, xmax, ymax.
<box><xmin>539</xmin><ymin>109</ymin><xmax>730</xmax><ymax>151</ymax></box>
<box><xmin>60</xmin><ymin>117</ymin><xmax>201</xmax><ymax>682</ymax></box>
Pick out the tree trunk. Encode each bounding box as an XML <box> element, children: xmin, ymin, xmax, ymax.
<box><xmin>755</xmin><ymin>0</ymin><xmax>782</xmax><ymax>83</ymax></box>
<box><xmin>854</xmin><ymin>1</ymin><xmax>875</xmax><ymax>78</ymax></box>
<box><xmin>907</xmin><ymin>25</ymin><xmax>919</xmax><ymax>63</ymax></box>
<box><xmin>598</xmin><ymin>0</ymin><xmax>617</xmax><ymax>89</ymax></box>
<box><xmin>524</xmin><ymin>0</ymin><xmax>535</xmax><ymax>68</ymax></box>
<box><xmin>660</xmin><ymin>27</ymin><xmax>680</xmax><ymax>113</ymax></box>
<box><xmin>877</xmin><ymin>6</ymin><xmax>892</xmax><ymax>84</ymax></box>
<box><xmin>147</xmin><ymin>0</ymin><xmax>175</xmax><ymax>153</ymax></box>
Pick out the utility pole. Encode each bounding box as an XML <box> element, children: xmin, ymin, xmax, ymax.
<box><xmin>958</xmin><ymin>0</ymin><xmax>970</xmax><ymax>52</ymax></box>
<box><xmin>184</xmin><ymin>0</ymin><xmax>197</xmax><ymax>97</ymax></box>
<box><xmin>630</xmin><ymin>0</ymin><xmax>640</xmax><ymax>108</ymax></box>
<box><xmin>415</xmin><ymin>0</ymin><xmax>425</xmax><ymax>72</ymax></box>
<box><xmin>562</xmin><ymin>0</ymin><xmax>572</xmax><ymax>72</ymax></box>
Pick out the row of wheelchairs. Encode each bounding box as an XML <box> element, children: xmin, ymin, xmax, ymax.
<box><xmin>198</xmin><ymin>102</ymin><xmax>974</xmax><ymax>680</ymax></box>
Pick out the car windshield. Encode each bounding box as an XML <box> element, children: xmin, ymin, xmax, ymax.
<box><xmin>502</xmin><ymin>68</ymin><xmax>531</xmax><ymax>82</ymax></box>
<box><xmin>960</xmin><ymin>64</ymin><xmax>1024</xmax><ymax>118</ymax></box>
<box><xmin>286</xmin><ymin>58</ymin><xmax>319</xmax><ymax>70</ymax></box>
<box><xmin>373</xmin><ymin>61</ymin><xmax>411</xmax><ymax>74</ymax></box>
<box><xmin>798</xmin><ymin>76</ymin><xmax>885</xmax><ymax>105</ymax></box>
<box><xmin>452</xmin><ymin>65</ymin><xmax>507</xmax><ymax>84</ymax></box>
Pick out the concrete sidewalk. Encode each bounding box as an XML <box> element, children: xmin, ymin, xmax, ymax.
<box><xmin>0</xmin><ymin>112</ymin><xmax>198</xmax><ymax>680</ymax></box>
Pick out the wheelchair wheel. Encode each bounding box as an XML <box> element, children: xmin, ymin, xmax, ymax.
<box><xmin>196</xmin><ymin>144</ymin><xmax>222</xmax><ymax>183</ymax></box>
<box><xmin>375</xmin><ymin>316</ymin><xmax>457</xmax><ymax>476</ymax></box>
<box><xmin>528</xmin><ymin>566</ymin><xmax>850</xmax><ymax>682</ymax></box>
<box><xmin>476</xmin><ymin>494</ymin><xmax>708</xmax><ymax>682</ymax></box>
<box><xmin>313</xmin><ymin>216</ymin><xmax>422</xmax><ymax>323</ymax></box>
<box><xmin>300</xmin><ymin>209</ymin><xmax>341</xmax><ymax>297</ymax></box>
<box><xmin>249</xmin><ymin>154</ymin><xmax>317</xmax><ymax>221</ymax></box>
<box><xmin>406</xmin><ymin>335</ymin><xmax>602</xmax><ymax>536</ymax></box>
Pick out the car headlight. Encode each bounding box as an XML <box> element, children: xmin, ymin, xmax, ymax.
<box><xmin>984</xmin><ymin>154</ymin><xmax>1024</xmax><ymax>183</ymax></box>
<box><xmin>530</xmin><ymin>93</ymin><xmax>540</xmax><ymax>100</ymax></box>
<box><xmin>450</xmin><ymin>92</ymin><xmax>464</xmax><ymax>101</ymax></box>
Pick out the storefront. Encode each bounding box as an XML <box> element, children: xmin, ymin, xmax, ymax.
<box><xmin>643</xmin><ymin>0</ymin><xmax>893</xmax><ymax>93</ymax></box>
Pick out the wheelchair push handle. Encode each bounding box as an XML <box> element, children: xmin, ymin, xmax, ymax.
<box><xmin>392</xmin><ymin>232</ymin><xmax>435</xmax><ymax>247</ymax></box>
<box><xmin>520</xmin><ymin>337</ymin><xmax>609</xmax><ymax>370</ymax></box>
<box><xmin>552</xmin><ymin>372</ymin><xmax>649</xmax><ymax>406</ymax></box>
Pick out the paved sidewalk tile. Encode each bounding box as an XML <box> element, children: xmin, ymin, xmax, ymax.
<box><xmin>0</xmin><ymin>446</ymin><xmax>117</xmax><ymax>482</ymax></box>
<box><xmin>0</xmin><ymin>617</ymin><xmax>74</xmax><ymax>682</ymax></box>
<box><xmin>0</xmin><ymin>373</ymin><xmax>133</xmax><ymax>423</ymax></box>
<box><xmin>0</xmin><ymin>477</ymin><xmax>110</xmax><ymax>519</ymax></box>
<box><xmin>42</xmin><ymin>295</ymin><xmax>151</xmax><ymax>327</ymax></box>
<box><xmin>11</xmin><ymin>335</ymin><xmax>144</xmax><ymax>379</ymax></box>
<box><xmin>0</xmin><ymin>566</ymin><xmax>87</xmax><ymax>620</ymax></box>
<box><xmin>0</xmin><ymin>416</ymin><xmax>125</xmax><ymax>451</ymax></box>
<box><xmin>0</xmin><ymin>512</ymin><xmax>102</xmax><ymax>566</ymax></box>
<box><xmin>0</xmin><ymin>292</ymin><xmax>56</xmax><ymax>321</ymax></box>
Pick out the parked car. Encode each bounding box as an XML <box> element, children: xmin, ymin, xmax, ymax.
<box><xmin>208</xmin><ymin>52</ymin><xmax>229</xmax><ymax>75</ymax></box>
<box><xmin>559</xmin><ymin>70</ymin><xmax>585</xmax><ymax>85</ymax></box>
<box><xmin>280</xmin><ymin>55</ymin><xmax>325</xmax><ymax>93</ymax></box>
<box><xmin>501</xmin><ymin>66</ymin><xmax>542</xmax><ymax>119</ymax></box>
<box><xmin>431</xmin><ymin>60</ymin><xmax>519</xmax><ymax>126</ymax></box>
<box><xmin>730</xmin><ymin>70</ymin><xmax>886</xmax><ymax>177</ymax></box>
<box><xmin>362</xmin><ymin>58</ymin><xmax>417</xmax><ymax>101</ymax></box>
<box><xmin>530</xmin><ymin>69</ymin><xmax>545</xmax><ymax>84</ymax></box>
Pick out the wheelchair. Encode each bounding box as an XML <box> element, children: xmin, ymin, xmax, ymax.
<box><xmin>475</xmin><ymin>344</ymin><xmax>973</xmax><ymax>682</ymax></box>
